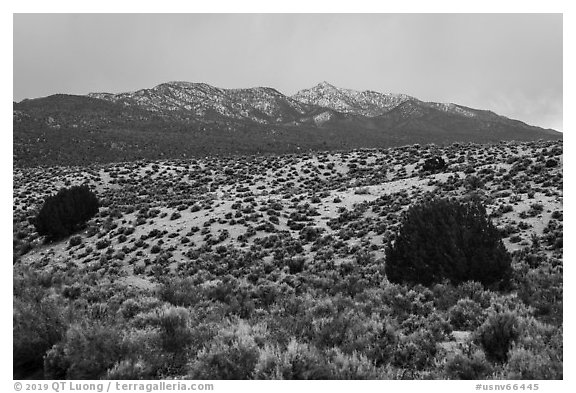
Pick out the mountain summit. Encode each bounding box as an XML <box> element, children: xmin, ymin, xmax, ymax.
<box><xmin>86</xmin><ymin>81</ymin><xmax>531</xmax><ymax>127</ymax></box>
<box><xmin>291</xmin><ymin>82</ymin><xmax>413</xmax><ymax>117</ymax></box>
<box><xmin>14</xmin><ymin>81</ymin><xmax>561</xmax><ymax>166</ymax></box>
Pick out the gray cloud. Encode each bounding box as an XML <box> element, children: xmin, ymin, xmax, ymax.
<box><xmin>14</xmin><ymin>13</ymin><xmax>562</xmax><ymax>130</ymax></box>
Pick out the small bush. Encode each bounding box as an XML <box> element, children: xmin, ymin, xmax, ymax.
<box><xmin>465</xmin><ymin>175</ymin><xmax>483</xmax><ymax>190</ymax></box>
<box><xmin>253</xmin><ymin>339</ymin><xmax>332</xmax><ymax>380</ymax></box>
<box><xmin>105</xmin><ymin>359</ymin><xmax>151</xmax><ymax>380</ymax></box>
<box><xmin>392</xmin><ymin>329</ymin><xmax>437</xmax><ymax>370</ymax></box>
<box><xmin>188</xmin><ymin>321</ymin><xmax>266</xmax><ymax>379</ymax></box>
<box><xmin>95</xmin><ymin>239</ymin><xmax>110</xmax><ymax>250</ymax></box>
<box><xmin>44</xmin><ymin>323</ymin><xmax>125</xmax><ymax>379</ymax></box>
<box><xmin>157</xmin><ymin>277</ymin><xmax>199</xmax><ymax>307</ymax></box>
<box><xmin>545</xmin><ymin>159</ymin><xmax>558</xmax><ymax>168</ymax></box>
<box><xmin>474</xmin><ymin>312</ymin><xmax>520</xmax><ymax>363</ymax></box>
<box><xmin>325</xmin><ymin>349</ymin><xmax>383</xmax><ymax>379</ymax></box>
<box><xmin>287</xmin><ymin>257</ymin><xmax>306</xmax><ymax>274</ymax></box>
<box><xmin>444</xmin><ymin>349</ymin><xmax>493</xmax><ymax>379</ymax></box>
<box><xmin>502</xmin><ymin>320</ymin><xmax>562</xmax><ymax>379</ymax></box>
<box><xmin>68</xmin><ymin>235</ymin><xmax>82</xmax><ymax>247</ymax></box>
<box><xmin>448</xmin><ymin>298</ymin><xmax>485</xmax><ymax>330</ymax></box>
<box><xmin>13</xmin><ymin>287</ymin><xmax>66</xmax><ymax>378</ymax></box>
<box><xmin>155</xmin><ymin>306</ymin><xmax>194</xmax><ymax>356</ymax></box>
<box><xmin>504</xmin><ymin>347</ymin><xmax>562</xmax><ymax>379</ymax></box>
<box><xmin>422</xmin><ymin>156</ymin><xmax>447</xmax><ymax>172</ymax></box>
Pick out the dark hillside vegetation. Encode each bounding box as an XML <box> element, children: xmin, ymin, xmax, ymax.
<box><xmin>13</xmin><ymin>93</ymin><xmax>561</xmax><ymax>167</ymax></box>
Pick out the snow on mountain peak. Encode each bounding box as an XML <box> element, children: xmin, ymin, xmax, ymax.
<box><xmin>87</xmin><ymin>81</ymin><xmax>487</xmax><ymax>126</ymax></box>
<box><xmin>291</xmin><ymin>82</ymin><xmax>414</xmax><ymax>117</ymax></box>
<box><xmin>89</xmin><ymin>82</ymin><xmax>313</xmax><ymax>124</ymax></box>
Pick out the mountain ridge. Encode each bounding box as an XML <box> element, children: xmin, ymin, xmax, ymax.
<box><xmin>83</xmin><ymin>81</ymin><xmax>551</xmax><ymax>131</ymax></box>
<box><xmin>13</xmin><ymin>81</ymin><xmax>562</xmax><ymax>167</ymax></box>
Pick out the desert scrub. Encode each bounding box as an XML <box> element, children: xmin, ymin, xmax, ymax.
<box><xmin>502</xmin><ymin>318</ymin><xmax>562</xmax><ymax>379</ymax></box>
<box><xmin>157</xmin><ymin>277</ymin><xmax>200</xmax><ymax>307</ymax></box>
<box><xmin>474</xmin><ymin>311</ymin><xmax>520</xmax><ymax>363</ymax></box>
<box><xmin>44</xmin><ymin>323</ymin><xmax>125</xmax><ymax>379</ymax></box>
<box><xmin>95</xmin><ymin>239</ymin><xmax>110</xmax><ymax>250</ymax></box>
<box><xmin>448</xmin><ymin>298</ymin><xmax>485</xmax><ymax>330</ymax></box>
<box><xmin>13</xmin><ymin>270</ymin><xmax>67</xmax><ymax>378</ymax></box>
<box><xmin>444</xmin><ymin>347</ymin><xmax>493</xmax><ymax>380</ymax></box>
<box><xmin>187</xmin><ymin>320</ymin><xmax>267</xmax><ymax>379</ymax></box>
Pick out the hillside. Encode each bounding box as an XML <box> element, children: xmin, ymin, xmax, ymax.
<box><xmin>13</xmin><ymin>139</ymin><xmax>563</xmax><ymax>379</ymax></box>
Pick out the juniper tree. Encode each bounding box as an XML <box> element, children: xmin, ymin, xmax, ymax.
<box><xmin>34</xmin><ymin>185</ymin><xmax>99</xmax><ymax>241</ymax></box>
<box><xmin>385</xmin><ymin>198</ymin><xmax>511</xmax><ymax>289</ymax></box>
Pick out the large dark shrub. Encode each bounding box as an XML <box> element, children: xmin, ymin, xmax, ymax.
<box><xmin>385</xmin><ymin>198</ymin><xmax>512</xmax><ymax>288</ymax></box>
<box><xmin>34</xmin><ymin>185</ymin><xmax>99</xmax><ymax>241</ymax></box>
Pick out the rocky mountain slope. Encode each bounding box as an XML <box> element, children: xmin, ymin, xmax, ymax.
<box><xmin>292</xmin><ymin>81</ymin><xmax>413</xmax><ymax>117</ymax></box>
<box><xmin>13</xmin><ymin>81</ymin><xmax>562</xmax><ymax>167</ymax></box>
<box><xmin>89</xmin><ymin>82</ymin><xmax>315</xmax><ymax>124</ymax></box>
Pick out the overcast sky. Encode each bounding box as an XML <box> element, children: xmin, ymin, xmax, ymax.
<box><xmin>13</xmin><ymin>13</ymin><xmax>563</xmax><ymax>131</ymax></box>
